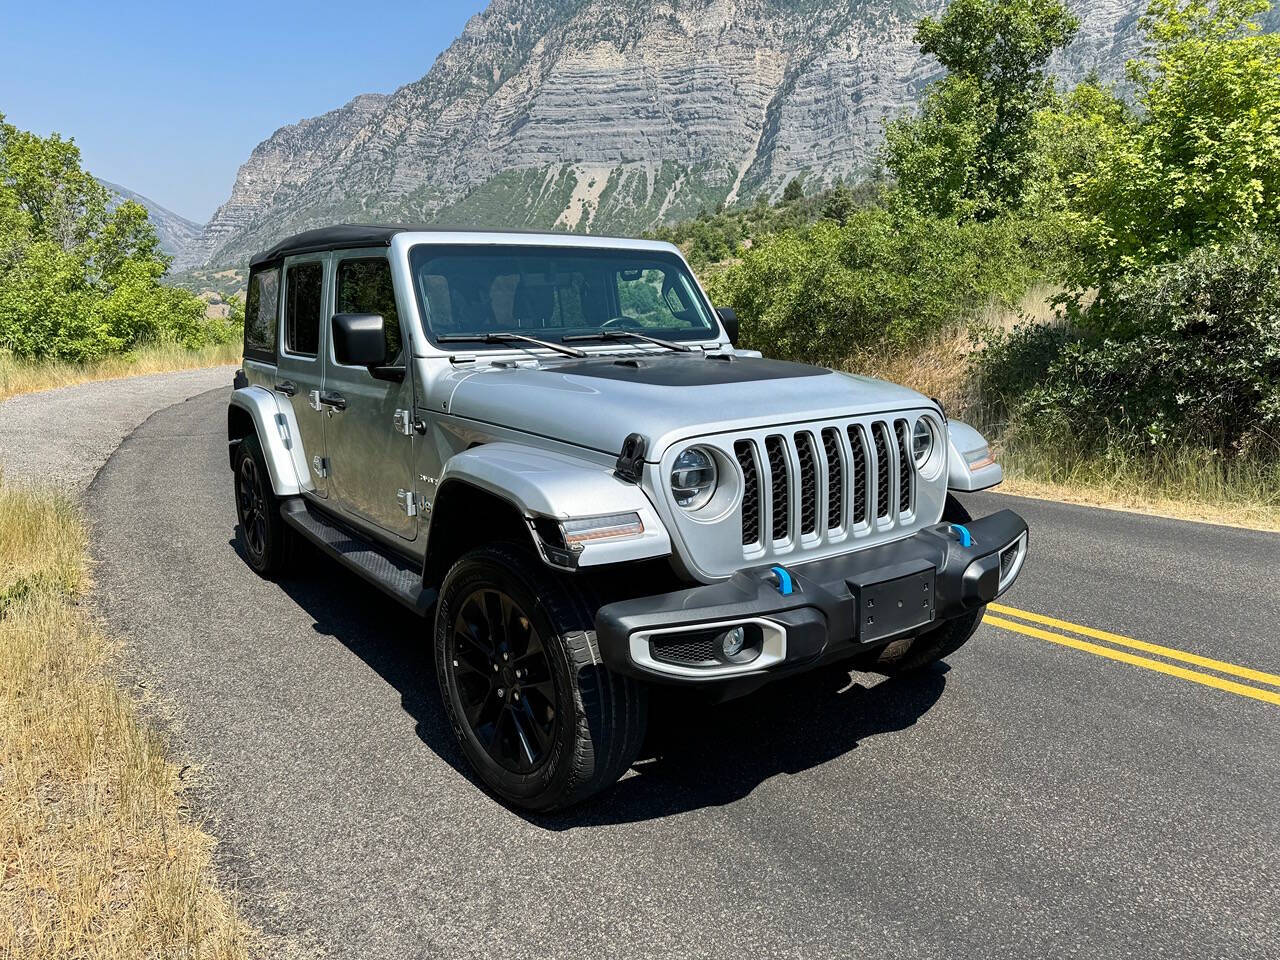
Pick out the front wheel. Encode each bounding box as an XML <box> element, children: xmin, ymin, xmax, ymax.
<box><xmin>434</xmin><ymin>545</ymin><xmax>648</xmax><ymax>811</ymax></box>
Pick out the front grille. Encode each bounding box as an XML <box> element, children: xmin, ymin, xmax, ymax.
<box><xmin>736</xmin><ymin>416</ymin><xmax>919</xmax><ymax>552</ymax></box>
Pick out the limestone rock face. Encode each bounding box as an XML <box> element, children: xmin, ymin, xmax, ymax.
<box><xmin>194</xmin><ymin>0</ymin><xmax>1153</xmax><ymax>267</ymax></box>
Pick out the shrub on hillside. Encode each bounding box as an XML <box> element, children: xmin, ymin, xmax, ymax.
<box><xmin>982</xmin><ymin>234</ymin><xmax>1280</xmax><ymax>456</ymax></box>
<box><xmin>707</xmin><ymin>206</ymin><xmax>1045</xmax><ymax>366</ymax></box>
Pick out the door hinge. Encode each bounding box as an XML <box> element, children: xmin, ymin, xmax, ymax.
<box><xmin>397</xmin><ymin>489</ymin><xmax>418</xmax><ymax>517</ymax></box>
<box><xmin>393</xmin><ymin>409</ymin><xmax>414</xmax><ymax>436</ymax></box>
<box><xmin>312</xmin><ymin>456</ymin><xmax>329</xmax><ymax>479</ymax></box>
<box><xmin>308</xmin><ymin>389</ymin><xmax>322</xmax><ymax>412</ymax></box>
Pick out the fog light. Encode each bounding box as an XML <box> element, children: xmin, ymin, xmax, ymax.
<box><xmin>719</xmin><ymin>626</ymin><xmax>746</xmax><ymax>658</ymax></box>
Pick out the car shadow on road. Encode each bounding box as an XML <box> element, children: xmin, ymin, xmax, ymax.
<box><xmin>243</xmin><ymin>538</ymin><xmax>948</xmax><ymax>827</ymax></box>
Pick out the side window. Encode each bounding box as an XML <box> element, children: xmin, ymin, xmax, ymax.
<box><xmin>284</xmin><ymin>261</ymin><xmax>323</xmax><ymax>356</ymax></box>
<box><xmin>243</xmin><ymin>266</ymin><xmax>279</xmax><ymax>361</ymax></box>
<box><xmin>335</xmin><ymin>257</ymin><xmax>402</xmax><ymax>362</ymax></box>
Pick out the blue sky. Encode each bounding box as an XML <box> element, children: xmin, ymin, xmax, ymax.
<box><xmin>2</xmin><ymin>1</ymin><xmax>488</xmax><ymax>223</ymax></box>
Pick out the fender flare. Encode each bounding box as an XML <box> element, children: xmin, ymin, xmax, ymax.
<box><xmin>227</xmin><ymin>386</ymin><xmax>309</xmax><ymax>496</ymax></box>
<box><xmin>946</xmin><ymin>420</ymin><xmax>1003</xmax><ymax>492</ymax></box>
<box><xmin>436</xmin><ymin>443</ymin><xmax>671</xmax><ymax>568</ymax></box>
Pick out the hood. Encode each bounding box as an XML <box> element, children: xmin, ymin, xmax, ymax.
<box><xmin>442</xmin><ymin>352</ymin><xmax>931</xmax><ymax>459</ymax></box>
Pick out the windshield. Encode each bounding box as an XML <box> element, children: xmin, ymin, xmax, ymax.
<box><xmin>409</xmin><ymin>244</ymin><xmax>720</xmax><ymax>346</ymax></box>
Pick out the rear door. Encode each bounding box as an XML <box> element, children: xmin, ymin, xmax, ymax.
<box><xmin>275</xmin><ymin>255</ymin><xmax>330</xmax><ymax>497</ymax></box>
<box><xmin>322</xmin><ymin>250</ymin><xmax>417</xmax><ymax>539</ymax></box>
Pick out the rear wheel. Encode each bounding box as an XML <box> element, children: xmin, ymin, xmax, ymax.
<box><xmin>856</xmin><ymin>494</ymin><xmax>984</xmax><ymax>675</ymax></box>
<box><xmin>233</xmin><ymin>432</ymin><xmax>291</xmax><ymax>576</ymax></box>
<box><xmin>434</xmin><ymin>545</ymin><xmax>648</xmax><ymax>811</ymax></box>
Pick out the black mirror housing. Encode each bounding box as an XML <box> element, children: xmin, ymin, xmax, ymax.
<box><xmin>332</xmin><ymin>313</ymin><xmax>387</xmax><ymax>368</ymax></box>
<box><xmin>715</xmin><ymin>306</ymin><xmax>740</xmax><ymax>346</ymax></box>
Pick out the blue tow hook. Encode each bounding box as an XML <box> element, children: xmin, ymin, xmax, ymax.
<box><xmin>949</xmin><ymin>523</ymin><xmax>972</xmax><ymax>548</ymax></box>
<box><xmin>769</xmin><ymin>565</ymin><xmax>795</xmax><ymax>596</ymax></box>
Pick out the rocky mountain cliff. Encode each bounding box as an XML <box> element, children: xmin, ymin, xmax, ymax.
<box><xmin>194</xmin><ymin>0</ymin><xmax>1153</xmax><ymax>268</ymax></box>
<box><xmin>97</xmin><ymin>179</ymin><xmax>205</xmax><ymax>268</ymax></box>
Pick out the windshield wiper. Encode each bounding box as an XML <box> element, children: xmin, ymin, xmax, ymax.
<box><xmin>436</xmin><ymin>332</ymin><xmax>587</xmax><ymax>358</ymax></box>
<box><xmin>562</xmin><ymin>330</ymin><xmax>693</xmax><ymax>352</ymax></box>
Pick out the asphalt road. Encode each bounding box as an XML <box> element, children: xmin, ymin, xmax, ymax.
<box><xmin>88</xmin><ymin>386</ymin><xmax>1279</xmax><ymax>959</ymax></box>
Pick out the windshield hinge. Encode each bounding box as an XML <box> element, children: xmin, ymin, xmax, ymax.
<box><xmin>449</xmin><ymin>353</ymin><xmax>476</xmax><ymax>364</ymax></box>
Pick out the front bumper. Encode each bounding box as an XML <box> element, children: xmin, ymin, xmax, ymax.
<box><xmin>595</xmin><ymin>509</ymin><xmax>1028</xmax><ymax>685</ymax></box>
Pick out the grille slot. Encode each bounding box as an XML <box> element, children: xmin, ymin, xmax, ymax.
<box><xmin>821</xmin><ymin>428</ymin><xmax>844</xmax><ymax>530</ymax></box>
<box><xmin>894</xmin><ymin>419</ymin><xmax>914</xmax><ymax>515</ymax></box>
<box><xmin>650</xmin><ymin>634</ymin><xmax>719</xmax><ymax>667</ymax></box>
<box><xmin>848</xmin><ymin>425</ymin><xmax>868</xmax><ymax>526</ymax></box>
<box><xmin>1000</xmin><ymin>542</ymin><xmax>1020</xmax><ymax>580</ymax></box>
<box><xmin>735</xmin><ymin>441</ymin><xmax>760</xmax><ymax>547</ymax></box>
<box><xmin>872</xmin><ymin>423</ymin><xmax>892</xmax><ymax>520</ymax></box>
<box><xmin>796</xmin><ymin>432</ymin><xmax>818</xmax><ymax>536</ymax></box>
<box><xmin>765</xmin><ymin>435</ymin><xmax>790</xmax><ymax>542</ymax></box>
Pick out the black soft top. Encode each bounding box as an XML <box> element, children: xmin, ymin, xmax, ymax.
<box><xmin>248</xmin><ymin>224</ymin><xmax>420</xmax><ymax>268</ymax></box>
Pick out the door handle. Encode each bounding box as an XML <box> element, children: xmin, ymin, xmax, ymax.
<box><xmin>274</xmin><ymin>379</ymin><xmax>298</xmax><ymax>396</ymax></box>
<box><xmin>319</xmin><ymin>390</ymin><xmax>347</xmax><ymax>411</ymax></box>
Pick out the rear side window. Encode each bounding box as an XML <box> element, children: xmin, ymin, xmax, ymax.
<box><xmin>284</xmin><ymin>261</ymin><xmax>323</xmax><ymax>356</ymax></box>
<box><xmin>243</xmin><ymin>267</ymin><xmax>279</xmax><ymax>362</ymax></box>
<box><xmin>336</xmin><ymin>257</ymin><xmax>402</xmax><ymax>363</ymax></box>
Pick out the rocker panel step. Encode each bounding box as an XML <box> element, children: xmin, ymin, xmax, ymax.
<box><xmin>280</xmin><ymin>499</ymin><xmax>436</xmax><ymax>615</ymax></box>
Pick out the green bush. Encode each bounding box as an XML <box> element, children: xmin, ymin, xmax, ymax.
<box><xmin>0</xmin><ymin>114</ymin><xmax>234</xmax><ymax>362</ymax></box>
<box><xmin>707</xmin><ymin>206</ymin><xmax>1046</xmax><ymax>366</ymax></box>
<box><xmin>983</xmin><ymin>233</ymin><xmax>1280</xmax><ymax>456</ymax></box>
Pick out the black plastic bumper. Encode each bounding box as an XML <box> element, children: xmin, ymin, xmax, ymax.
<box><xmin>595</xmin><ymin>509</ymin><xmax>1028</xmax><ymax>685</ymax></box>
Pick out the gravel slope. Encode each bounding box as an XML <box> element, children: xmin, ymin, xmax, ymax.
<box><xmin>0</xmin><ymin>366</ymin><xmax>235</xmax><ymax>492</ymax></box>
<box><xmin>85</xmin><ymin>386</ymin><xmax>1280</xmax><ymax>960</ymax></box>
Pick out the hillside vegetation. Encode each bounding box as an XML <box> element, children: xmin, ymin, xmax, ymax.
<box><xmin>674</xmin><ymin>0</ymin><xmax>1279</xmax><ymax>518</ymax></box>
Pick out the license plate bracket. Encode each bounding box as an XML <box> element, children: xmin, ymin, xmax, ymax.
<box><xmin>856</xmin><ymin>569</ymin><xmax>936</xmax><ymax>643</ymax></box>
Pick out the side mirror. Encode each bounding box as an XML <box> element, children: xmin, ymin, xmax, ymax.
<box><xmin>715</xmin><ymin>306</ymin><xmax>739</xmax><ymax>346</ymax></box>
<box><xmin>332</xmin><ymin>313</ymin><xmax>387</xmax><ymax>368</ymax></box>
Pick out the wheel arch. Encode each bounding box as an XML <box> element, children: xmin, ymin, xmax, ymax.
<box><xmin>227</xmin><ymin>386</ymin><xmax>306</xmax><ymax>496</ymax></box>
<box><xmin>423</xmin><ymin>479</ymin><xmax>538</xmax><ymax>589</ymax></box>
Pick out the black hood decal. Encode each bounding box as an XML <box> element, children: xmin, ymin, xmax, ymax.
<box><xmin>547</xmin><ymin>353</ymin><xmax>832</xmax><ymax>387</ymax></box>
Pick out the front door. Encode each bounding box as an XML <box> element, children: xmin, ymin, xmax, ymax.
<box><xmin>275</xmin><ymin>255</ymin><xmax>330</xmax><ymax>496</ymax></box>
<box><xmin>322</xmin><ymin>251</ymin><xmax>417</xmax><ymax>539</ymax></box>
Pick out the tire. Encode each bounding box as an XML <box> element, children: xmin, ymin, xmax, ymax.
<box><xmin>434</xmin><ymin>545</ymin><xmax>648</xmax><ymax>811</ymax></box>
<box><xmin>855</xmin><ymin>493</ymin><xmax>984</xmax><ymax>676</ymax></box>
<box><xmin>232</xmin><ymin>432</ymin><xmax>291</xmax><ymax>576</ymax></box>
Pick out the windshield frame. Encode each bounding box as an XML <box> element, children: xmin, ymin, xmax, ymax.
<box><xmin>407</xmin><ymin>242</ymin><xmax>724</xmax><ymax>352</ymax></box>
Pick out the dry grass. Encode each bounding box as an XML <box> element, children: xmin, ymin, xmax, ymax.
<box><xmin>0</xmin><ymin>341</ymin><xmax>242</xmax><ymax>403</ymax></box>
<box><xmin>0</xmin><ymin>479</ymin><xmax>255</xmax><ymax>959</ymax></box>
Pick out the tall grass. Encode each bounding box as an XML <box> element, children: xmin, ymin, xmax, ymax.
<box><xmin>0</xmin><ymin>341</ymin><xmax>242</xmax><ymax>403</ymax></box>
<box><xmin>0</xmin><ymin>479</ymin><xmax>255</xmax><ymax>958</ymax></box>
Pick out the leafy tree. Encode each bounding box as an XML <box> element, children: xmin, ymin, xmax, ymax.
<box><xmin>884</xmin><ymin>0</ymin><xmax>1079</xmax><ymax>219</ymax></box>
<box><xmin>0</xmin><ymin>114</ymin><xmax>233</xmax><ymax>361</ymax></box>
<box><xmin>780</xmin><ymin>178</ymin><xmax>805</xmax><ymax>203</ymax></box>
<box><xmin>1069</xmin><ymin>0</ymin><xmax>1280</xmax><ymax>297</ymax></box>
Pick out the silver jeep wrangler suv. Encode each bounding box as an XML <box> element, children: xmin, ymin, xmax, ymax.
<box><xmin>228</xmin><ymin>225</ymin><xmax>1028</xmax><ymax>810</ymax></box>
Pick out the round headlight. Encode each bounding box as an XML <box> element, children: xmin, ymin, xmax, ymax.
<box><xmin>671</xmin><ymin>446</ymin><xmax>717</xmax><ymax>510</ymax></box>
<box><xmin>912</xmin><ymin>419</ymin><xmax>936</xmax><ymax>468</ymax></box>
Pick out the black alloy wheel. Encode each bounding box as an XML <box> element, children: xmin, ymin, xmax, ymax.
<box><xmin>448</xmin><ymin>588</ymin><xmax>557</xmax><ymax>774</ymax></box>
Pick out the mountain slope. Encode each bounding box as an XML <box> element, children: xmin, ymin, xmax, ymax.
<box><xmin>97</xmin><ymin>179</ymin><xmax>205</xmax><ymax>268</ymax></box>
<box><xmin>194</xmin><ymin>0</ymin><xmax>1151</xmax><ymax>268</ymax></box>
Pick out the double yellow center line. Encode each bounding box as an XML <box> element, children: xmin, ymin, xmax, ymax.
<box><xmin>985</xmin><ymin>603</ymin><xmax>1280</xmax><ymax>706</ymax></box>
